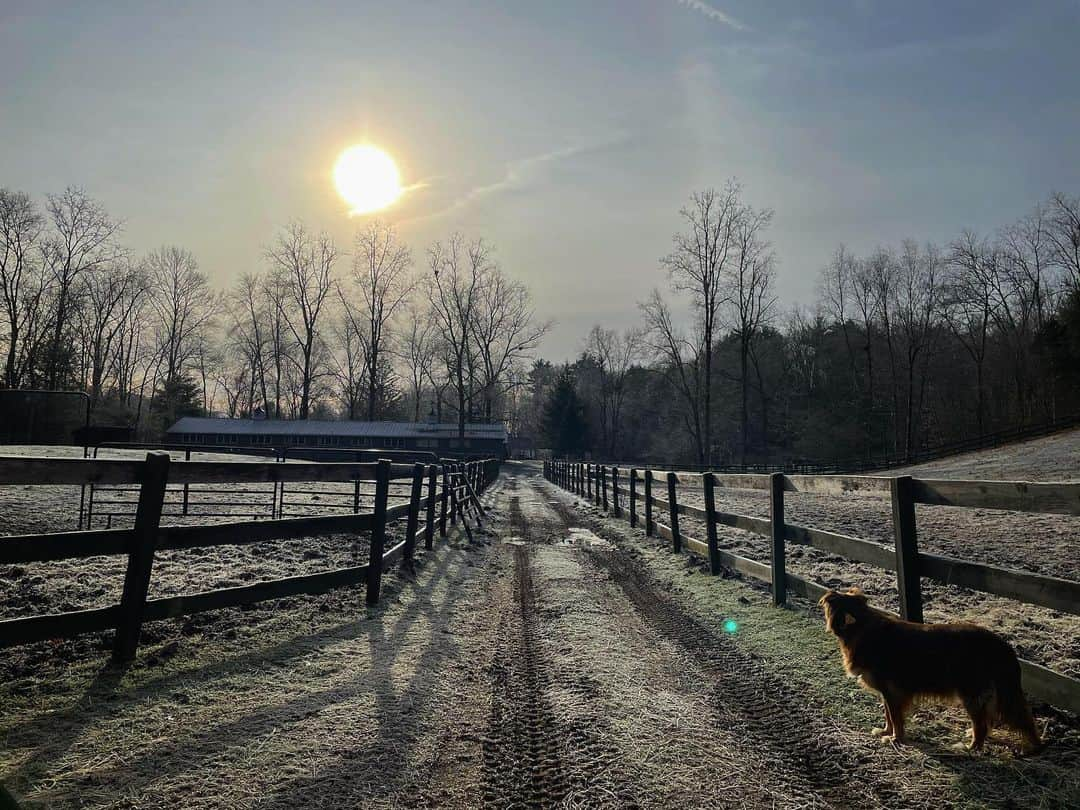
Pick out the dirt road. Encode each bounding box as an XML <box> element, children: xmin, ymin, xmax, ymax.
<box><xmin>3</xmin><ymin>462</ymin><xmax>1076</xmax><ymax>808</ymax></box>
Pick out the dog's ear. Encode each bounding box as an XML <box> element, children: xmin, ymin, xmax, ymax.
<box><xmin>818</xmin><ymin>589</ymin><xmax>837</xmax><ymax>607</ymax></box>
<box><xmin>846</xmin><ymin>587</ymin><xmax>868</xmax><ymax>602</ymax></box>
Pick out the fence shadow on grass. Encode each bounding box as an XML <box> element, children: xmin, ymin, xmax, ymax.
<box><xmin>3</xmin><ymin>536</ymin><xmax>474</xmax><ymax>805</ymax></box>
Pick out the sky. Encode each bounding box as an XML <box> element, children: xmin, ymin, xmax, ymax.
<box><xmin>3</xmin><ymin>0</ymin><xmax>1079</xmax><ymax>360</ymax></box>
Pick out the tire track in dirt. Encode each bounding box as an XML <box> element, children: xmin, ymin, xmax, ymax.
<box><xmin>481</xmin><ymin>492</ymin><xmax>640</xmax><ymax>808</ymax></box>
<box><xmin>539</xmin><ymin>479</ymin><xmax>917</xmax><ymax>809</ymax></box>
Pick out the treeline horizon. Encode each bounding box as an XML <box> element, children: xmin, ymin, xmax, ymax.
<box><xmin>534</xmin><ymin>182</ymin><xmax>1080</xmax><ymax>467</ymax></box>
<box><xmin>3</xmin><ymin>182</ymin><xmax>1080</xmax><ymax>467</ymax></box>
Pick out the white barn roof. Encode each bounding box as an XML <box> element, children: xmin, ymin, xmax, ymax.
<box><xmin>167</xmin><ymin>417</ymin><xmax>506</xmax><ymax>440</ymax></box>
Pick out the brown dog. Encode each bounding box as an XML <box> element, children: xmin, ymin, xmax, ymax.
<box><xmin>819</xmin><ymin>588</ymin><xmax>1041</xmax><ymax>753</ymax></box>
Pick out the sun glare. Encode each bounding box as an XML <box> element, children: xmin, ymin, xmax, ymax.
<box><xmin>333</xmin><ymin>144</ymin><xmax>403</xmax><ymax>215</ymax></box>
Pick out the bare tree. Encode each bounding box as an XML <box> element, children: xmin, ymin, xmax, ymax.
<box><xmin>77</xmin><ymin>259</ymin><xmax>146</xmax><ymax>409</ymax></box>
<box><xmin>223</xmin><ymin>273</ymin><xmax>271</xmax><ymax>416</ymax></box>
<box><xmin>640</xmin><ymin>290</ymin><xmax>707</xmax><ymax>463</ymax></box>
<box><xmin>470</xmin><ymin>266</ymin><xmax>550</xmax><ymax>422</ymax></box>
<box><xmin>657</xmin><ymin>182</ymin><xmax>742</xmax><ymax>464</ymax></box>
<box><xmin>583</xmin><ymin>325</ymin><xmax>641</xmax><ymax>457</ymax></box>
<box><xmin>41</xmin><ymin>187</ymin><xmax>122</xmax><ymax>388</ymax></box>
<box><xmin>894</xmin><ymin>240</ymin><xmax>944</xmax><ymax>458</ymax></box>
<box><xmin>0</xmin><ymin>189</ymin><xmax>45</xmax><ymax>388</ymax></box>
<box><xmin>340</xmin><ymin>221</ymin><xmax>413</xmax><ymax>420</ymax></box>
<box><xmin>328</xmin><ymin>312</ymin><xmax>368</xmax><ymax>419</ymax></box>
<box><xmin>144</xmin><ymin>245</ymin><xmax>217</xmax><ymax>394</ymax></box>
<box><xmin>726</xmin><ymin>201</ymin><xmax>776</xmax><ymax>464</ymax></box>
<box><xmin>818</xmin><ymin>245</ymin><xmax>859</xmax><ymax>394</ymax></box>
<box><xmin>1046</xmin><ymin>191</ymin><xmax>1080</xmax><ymax>293</ymax></box>
<box><xmin>399</xmin><ymin>302</ymin><xmax>438</xmax><ymax>421</ymax></box>
<box><xmin>428</xmin><ymin>234</ymin><xmax>489</xmax><ymax>439</ymax></box>
<box><xmin>945</xmin><ymin>231</ymin><xmax>997</xmax><ymax>433</ymax></box>
<box><xmin>265</xmin><ymin>222</ymin><xmax>337</xmax><ymax>419</ymax></box>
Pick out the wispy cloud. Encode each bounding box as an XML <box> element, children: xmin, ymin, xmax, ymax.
<box><xmin>406</xmin><ymin>134</ymin><xmax>626</xmax><ymax>223</ymax></box>
<box><xmin>677</xmin><ymin>0</ymin><xmax>748</xmax><ymax>31</ymax></box>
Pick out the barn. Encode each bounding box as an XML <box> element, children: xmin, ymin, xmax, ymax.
<box><xmin>165</xmin><ymin>416</ymin><xmax>508</xmax><ymax>459</ymax></box>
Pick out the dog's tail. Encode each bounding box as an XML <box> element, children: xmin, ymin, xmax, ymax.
<box><xmin>995</xmin><ymin>658</ymin><xmax>1043</xmax><ymax>754</ymax></box>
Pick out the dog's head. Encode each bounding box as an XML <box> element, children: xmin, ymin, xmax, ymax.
<box><xmin>819</xmin><ymin>587</ymin><xmax>870</xmax><ymax>638</ymax></box>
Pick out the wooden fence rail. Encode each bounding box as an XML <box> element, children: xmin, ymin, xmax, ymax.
<box><xmin>0</xmin><ymin>454</ymin><xmax>501</xmax><ymax>660</ymax></box>
<box><xmin>544</xmin><ymin>460</ymin><xmax>1080</xmax><ymax>714</ymax></box>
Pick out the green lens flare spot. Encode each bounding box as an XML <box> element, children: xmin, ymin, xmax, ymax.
<box><xmin>723</xmin><ymin>619</ymin><xmax>739</xmax><ymax>634</ymax></box>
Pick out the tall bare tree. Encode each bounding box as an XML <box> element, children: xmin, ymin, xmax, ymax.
<box><xmin>470</xmin><ymin>266</ymin><xmax>549</xmax><ymax>422</ymax></box>
<box><xmin>41</xmin><ymin>187</ymin><xmax>122</xmax><ymax>388</ymax></box>
<box><xmin>583</xmin><ymin>325</ymin><xmax>641</xmax><ymax>457</ymax></box>
<box><xmin>946</xmin><ymin>231</ymin><xmax>998</xmax><ymax>433</ymax></box>
<box><xmin>0</xmin><ymin>189</ymin><xmax>45</xmax><ymax>388</ymax></box>
<box><xmin>77</xmin><ymin>259</ymin><xmax>146</xmax><ymax>409</ymax></box>
<box><xmin>265</xmin><ymin>222</ymin><xmax>337</xmax><ymax>419</ymax></box>
<box><xmin>428</xmin><ymin>234</ymin><xmax>489</xmax><ymax>439</ymax></box>
<box><xmin>144</xmin><ymin>246</ymin><xmax>217</xmax><ymax>399</ymax></box>
<box><xmin>399</xmin><ymin>302</ymin><xmax>439</xmax><ymax>421</ymax></box>
<box><xmin>656</xmin><ymin>182</ymin><xmax>743</xmax><ymax>464</ymax></box>
<box><xmin>726</xmin><ymin>201</ymin><xmax>776</xmax><ymax>464</ymax></box>
<box><xmin>340</xmin><ymin>221</ymin><xmax>413</xmax><ymax>420</ymax></box>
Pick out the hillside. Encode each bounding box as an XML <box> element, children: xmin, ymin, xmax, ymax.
<box><xmin>888</xmin><ymin>426</ymin><xmax>1080</xmax><ymax>480</ymax></box>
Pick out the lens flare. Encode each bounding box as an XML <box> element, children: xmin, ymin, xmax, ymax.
<box><xmin>723</xmin><ymin>618</ymin><xmax>739</xmax><ymax>634</ymax></box>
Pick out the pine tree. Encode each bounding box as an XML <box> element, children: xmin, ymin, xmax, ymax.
<box><xmin>542</xmin><ymin>366</ymin><xmax>590</xmax><ymax>456</ymax></box>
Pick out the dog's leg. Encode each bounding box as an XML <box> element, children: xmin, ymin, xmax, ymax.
<box><xmin>964</xmin><ymin>701</ymin><xmax>989</xmax><ymax>752</ymax></box>
<box><xmin>882</xmin><ymin>693</ymin><xmax>908</xmax><ymax>744</ymax></box>
<box><xmin>872</xmin><ymin>696</ymin><xmax>894</xmax><ymax>738</ymax></box>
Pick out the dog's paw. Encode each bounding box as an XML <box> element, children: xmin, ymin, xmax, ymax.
<box><xmin>870</xmin><ymin>727</ymin><xmax>889</xmax><ymax>737</ymax></box>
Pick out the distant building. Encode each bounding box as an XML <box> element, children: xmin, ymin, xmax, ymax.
<box><xmin>166</xmin><ymin>417</ymin><xmax>507</xmax><ymax>458</ymax></box>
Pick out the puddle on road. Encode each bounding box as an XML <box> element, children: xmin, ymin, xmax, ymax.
<box><xmin>559</xmin><ymin>526</ymin><xmax>612</xmax><ymax>548</ymax></box>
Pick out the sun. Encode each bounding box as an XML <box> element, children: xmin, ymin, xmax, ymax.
<box><xmin>333</xmin><ymin>144</ymin><xmax>403</xmax><ymax>215</ymax></box>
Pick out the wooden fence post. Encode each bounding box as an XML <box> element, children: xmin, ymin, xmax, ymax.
<box><xmin>770</xmin><ymin>472</ymin><xmax>786</xmax><ymax>606</ymax></box>
<box><xmin>403</xmin><ymin>462</ymin><xmax>424</xmax><ymax>563</ymax></box>
<box><xmin>182</xmin><ymin>448</ymin><xmax>191</xmax><ymax>516</ymax></box>
<box><xmin>586</xmin><ymin>463</ymin><xmax>593</xmax><ymax>500</ymax></box>
<box><xmin>113</xmin><ymin>451</ymin><xmax>170</xmax><ymax>662</ymax></box>
<box><xmin>702</xmin><ymin>472</ymin><xmax>721</xmax><ymax>576</ymax></box>
<box><xmin>612</xmin><ymin>467</ymin><xmax>621</xmax><ymax>517</ymax></box>
<box><xmin>891</xmin><ymin>475</ymin><xmax>923</xmax><ymax>622</ymax></box>
<box><xmin>577</xmin><ymin>462</ymin><xmax>584</xmax><ymax>496</ymax></box>
<box><xmin>365</xmin><ymin>459</ymin><xmax>392</xmax><ymax>605</ymax></box>
<box><xmin>629</xmin><ymin>468</ymin><xmax>638</xmax><ymax>527</ymax></box>
<box><xmin>644</xmin><ymin>468</ymin><xmax>654</xmax><ymax>536</ymax></box>
<box><xmin>601</xmin><ymin>466</ymin><xmax>609</xmax><ymax>511</ymax></box>
<box><xmin>666</xmin><ymin>471</ymin><xmax>681</xmax><ymax>553</ymax></box>
<box><xmin>439</xmin><ymin>465</ymin><xmax>450</xmax><ymax>537</ymax></box>
<box><xmin>425</xmin><ymin>465</ymin><xmax>437</xmax><ymax>549</ymax></box>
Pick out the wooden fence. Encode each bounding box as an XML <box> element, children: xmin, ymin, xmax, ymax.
<box><xmin>0</xmin><ymin>453</ymin><xmax>500</xmax><ymax>661</ymax></box>
<box><xmin>544</xmin><ymin>460</ymin><xmax>1080</xmax><ymax>714</ymax></box>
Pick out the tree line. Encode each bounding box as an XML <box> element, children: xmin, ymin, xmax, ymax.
<box><xmin>534</xmin><ymin>182</ymin><xmax>1080</xmax><ymax>467</ymax></box>
<box><xmin>0</xmin><ymin>186</ymin><xmax>548</xmax><ymax>438</ymax></box>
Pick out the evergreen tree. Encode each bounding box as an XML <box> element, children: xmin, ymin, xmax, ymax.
<box><xmin>542</xmin><ymin>366</ymin><xmax>590</xmax><ymax>456</ymax></box>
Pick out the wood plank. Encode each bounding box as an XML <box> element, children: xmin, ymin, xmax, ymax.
<box><xmin>784</xmin><ymin>475</ymin><xmax>892</xmax><ymax>497</ymax></box>
<box><xmin>783</xmin><ymin>524</ymin><xmax>896</xmax><ymax>570</ymax></box>
<box><xmin>158</xmin><ymin>512</ymin><xmax>375</xmax><ymax>550</ymax></box>
<box><xmin>381</xmin><ymin>540</ymin><xmax>408</xmax><ymax>567</ymax></box>
<box><xmin>715</xmin><ymin>547</ymin><xmax>773</xmax><ymax>583</ymax></box>
<box><xmin>0</xmin><ymin>456</ymin><xmax>144</xmax><ymax>485</ymax></box>
<box><xmin>169</xmin><ymin>460</ymin><xmax>382</xmax><ymax>484</ymax></box>
<box><xmin>911</xmin><ymin>479</ymin><xmax>1080</xmax><ymax>516</ymax></box>
<box><xmin>709</xmin><ymin>474</ymin><xmax>771</xmax><ymax>491</ymax></box>
<box><xmin>713</xmin><ymin>511</ymin><xmax>771</xmax><ymax>537</ymax></box>
<box><xmin>0</xmin><ymin>527</ymin><xmax>131</xmax><ymax>564</ymax></box>
<box><xmin>0</xmin><ymin>605</ymin><xmax>119</xmax><ymax>648</ymax></box>
<box><xmin>673</xmin><ymin>472</ymin><xmax>702</xmax><ymax>486</ymax></box>
<box><xmin>1020</xmin><ymin>660</ymin><xmax>1080</xmax><ymax>713</ymax></box>
<box><xmin>918</xmin><ymin>552</ymin><xmax>1080</xmax><ymax>616</ymax></box>
<box><xmin>142</xmin><ymin>565</ymin><xmax>370</xmax><ymax>620</ymax></box>
<box><xmin>785</xmin><ymin>573</ymin><xmax>830</xmax><ymax>602</ymax></box>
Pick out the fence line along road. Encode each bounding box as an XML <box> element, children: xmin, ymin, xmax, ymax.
<box><xmin>0</xmin><ymin>454</ymin><xmax>500</xmax><ymax>662</ymax></box>
<box><xmin>545</xmin><ymin>460</ymin><xmax>1080</xmax><ymax>714</ymax></box>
